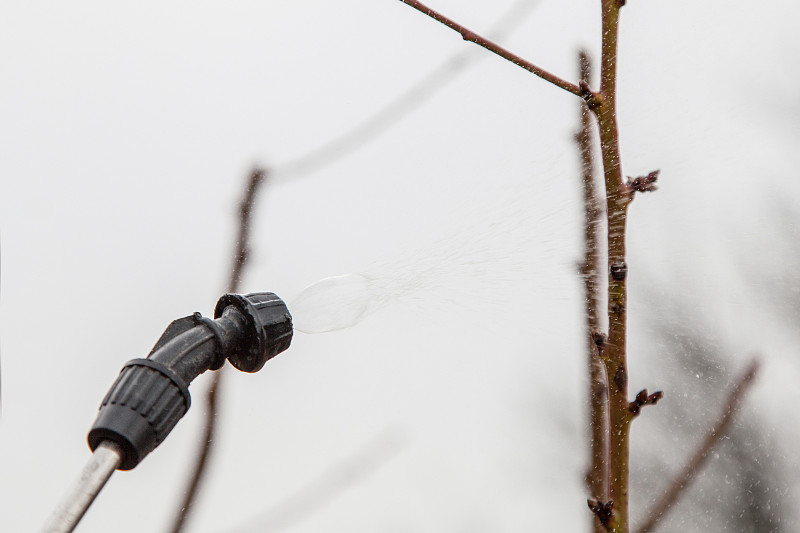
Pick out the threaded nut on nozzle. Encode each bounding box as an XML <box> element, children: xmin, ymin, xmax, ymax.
<box><xmin>214</xmin><ymin>292</ymin><xmax>293</xmax><ymax>372</ymax></box>
<box><xmin>88</xmin><ymin>359</ymin><xmax>190</xmax><ymax>470</ymax></box>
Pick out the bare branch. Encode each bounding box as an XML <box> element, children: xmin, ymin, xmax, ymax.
<box><xmin>397</xmin><ymin>0</ymin><xmax>583</xmax><ymax>97</ymax></box>
<box><xmin>575</xmin><ymin>49</ymin><xmax>609</xmax><ymax>533</ymax></box>
<box><xmin>227</xmin><ymin>168</ymin><xmax>267</xmax><ymax>294</ymax></box>
<box><xmin>169</xmin><ymin>167</ymin><xmax>268</xmax><ymax>533</ymax></box>
<box><xmin>592</xmin><ymin>2</ymin><xmax>631</xmax><ymax>530</ymax></box>
<box><xmin>635</xmin><ymin>358</ymin><xmax>761</xmax><ymax>533</ymax></box>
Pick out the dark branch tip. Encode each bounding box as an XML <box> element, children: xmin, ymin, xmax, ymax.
<box><xmin>630</xmin><ymin>388</ymin><xmax>664</xmax><ymax>415</ymax></box>
<box><xmin>626</xmin><ymin>170</ymin><xmax>660</xmax><ymax>196</ymax></box>
<box><xmin>588</xmin><ymin>498</ymin><xmax>615</xmax><ymax>526</ymax></box>
<box><xmin>649</xmin><ymin>390</ymin><xmax>664</xmax><ymax>404</ymax></box>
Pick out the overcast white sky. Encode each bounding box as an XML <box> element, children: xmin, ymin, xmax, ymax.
<box><xmin>2</xmin><ymin>1</ymin><xmax>799</xmax><ymax>532</ymax></box>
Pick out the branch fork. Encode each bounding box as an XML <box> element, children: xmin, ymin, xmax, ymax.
<box><xmin>579</xmin><ymin>81</ymin><xmax>603</xmax><ymax>110</ymax></box>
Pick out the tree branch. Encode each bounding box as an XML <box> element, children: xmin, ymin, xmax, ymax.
<box><xmin>397</xmin><ymin>0</ymin><xmax>583</xmax><ymax>97</ymax></box>
<box><xmin>575</xmin><ymin>49</ymin><xmax>609</xmax><ymax>533</ymax></box>
<box><xmin>634</xmin><ymin>359</ymin><xmax>761</xmax><ymax>533</ymax></box>
<box><xmin>589</xmin><ymin>1</ymin><xmax>632</xmax><ymax>531</ymax></box>
<box><xmin>169</xmin><ymin>167</ymin><xmax>267</xmax><ymax>533</ymax></box>
<box><xmin>227</xmin><ymin>168</ymin><xmax>267</xmax><ymax>295</ymax></box>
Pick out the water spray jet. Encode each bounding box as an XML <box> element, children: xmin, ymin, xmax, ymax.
<box><xmin>290</xmin><ymin>274</ymin><xmax>380</xmax><ymax>334</ymax></box>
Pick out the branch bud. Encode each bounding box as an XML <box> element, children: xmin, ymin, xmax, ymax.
<box><xmin>587</xmin><ymin>498</ymin><xmax>615</xmax><ymax>527</ymax></box>
<box><xmin>626</xmin><ymin>170</ymin><xmax>660</xmax><ymax>198</ymax></box>
<box><xmin>629</xmin><ymin>388</ymin><xmax>664</xmax><ymax>416</ymax></box>
<box><xmin>609</xmin><ymin>261</ymin><xmax>628</xmax><ymax>282</ymax></box>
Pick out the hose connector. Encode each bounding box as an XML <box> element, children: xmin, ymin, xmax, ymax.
<box><xmin>87</xmin><ymin>291</ymin><xmax>293</xmax><ymax>470</ymax></box>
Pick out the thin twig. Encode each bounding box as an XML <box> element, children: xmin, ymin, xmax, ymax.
<box><xmin>635</xmin><ymin>359</ymin><xmax>761</xmax><ymax>533</ymax></box>
<box><xmin>169</xmin><ymin>167</ymin><xmax>267</xmax><ymax>533</ymax></box>
<box><xmin>397</xmin><ymin>0</ymin><xmax>582</xmax><ymax>97</ymax></box>
<box><xmin>227</xmin><ymin>168</ymin><xmax>267</xmax><ymax>295</ymax></box>
<box><xmin>576</xmin><ymin>49</ymin><xmax>608</xmax><ymax>533</ymax></box>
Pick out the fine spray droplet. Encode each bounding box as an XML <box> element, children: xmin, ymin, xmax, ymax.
<box><xmin>289</xmin><ymin>274</ymin><xmax>378</xmax><ymax>334</ymax></box>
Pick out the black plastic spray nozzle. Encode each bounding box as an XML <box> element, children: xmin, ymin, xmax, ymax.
<box><xmin>87</xmin><ymin>292</ymin><xmax>292</xmax><ymax>470</ymax></box>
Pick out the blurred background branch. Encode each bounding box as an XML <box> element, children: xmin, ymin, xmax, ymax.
<box><xmin>635</xmin><ymin>358</ymin><xmax>761</xmax><ymax>533</ymax></box>
<box><xmin>169</xmin><ymin>167</ymin><xmax>267</xmax><ymax>533</ymax></box>
<box><xmin>274</xmin><ymin>0</ymin><xmax>541</xmax><ymax>182</ymax></box>
<box><xmin>574</xmin><ymin>49</ymin><xmax>608</xmax><ymax>533</ymax></box>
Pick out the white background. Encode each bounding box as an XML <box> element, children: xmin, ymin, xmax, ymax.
<box><xmin>1</xmin><ymin>1</ymin><xmax>799</xmax><ymax>531</ymax></box>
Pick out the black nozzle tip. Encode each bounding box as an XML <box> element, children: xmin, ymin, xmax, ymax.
<box><xmin>214</xmin><ymin>292</ymin><xmax>293</xmax><ymax>372</ymax></box>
